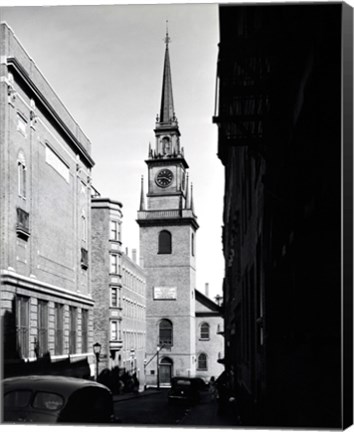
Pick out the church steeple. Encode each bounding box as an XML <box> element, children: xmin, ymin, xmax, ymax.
<box><xmin>138</xmin><ymin>22</ymin><xmax>199</xmax><ymax>231</ymax></box>
<box><xmin>155</xmin><ymin>22</ymin><xmax>180</xmax><ymax>138</ymax></box>
<box><xmin>159</xmin><ymin>23</ymin><xmax>175</xmax><ymax>125</ymax></box>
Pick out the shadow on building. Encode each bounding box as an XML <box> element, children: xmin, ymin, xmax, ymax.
<box><xmin>2</xmin><ymin>304</ymin><xmax>90</xmax><ymax>380</ymax></box>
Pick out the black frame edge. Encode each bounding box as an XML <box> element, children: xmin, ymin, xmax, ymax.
<box><xmin>342</xmin><ymin>2</ymin><xmax>353</xmax><ymax>429</ymax></box>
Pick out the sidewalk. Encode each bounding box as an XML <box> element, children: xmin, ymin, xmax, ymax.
<box><xmin>112</xmin><ymin>388</ymin><xmax>160</xmax><ymax>403</ymax></box>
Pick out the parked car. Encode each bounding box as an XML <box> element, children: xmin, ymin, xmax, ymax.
<box><xmin>167</xmin><ymin>376</ymin><xmax>201</xmax><ymax>405</ymax></box>
<box><xmin>2</xmin><ymin>375</ymin><xmax>120</xmax><ymax>424</ymax></box>
<box><xmin>193</xmin><ymin>376</ymin><xmax>209</xmax><ymax>391</ymax></box>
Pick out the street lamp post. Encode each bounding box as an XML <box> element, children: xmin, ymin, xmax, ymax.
<box><xmin>93</xmin><ymin>342</ymin><xmax>101</xmax><ymax>381</ymax></box>
<box><xmin>156</xmin><ymin>345</ymin><xmax>161</xmax><ymax>389</ymax></box>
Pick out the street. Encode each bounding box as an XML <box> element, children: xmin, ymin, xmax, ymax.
<box><xmin>114</xmin><ymin>389</ymin><xmax>241</xmax><ymax>427</ymax></box>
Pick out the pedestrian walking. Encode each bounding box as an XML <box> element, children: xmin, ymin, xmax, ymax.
<box><xmin>132</xmin><ymin>372</ymin><xmax>139</xmax><ymax>393</ymax></box>
<box><xmin>209</xmin><ymin>376</ymin><xmax>217</xmax><ymax>400</ymax></box>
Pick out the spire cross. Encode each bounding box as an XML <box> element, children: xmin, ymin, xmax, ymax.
<box><xmin>164</xmin><ymin>20</ymin><xmax>171</xmax><ymax>46</ymax></box>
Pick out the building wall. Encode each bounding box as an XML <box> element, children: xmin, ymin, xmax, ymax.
<box><xmin>0</xmin><ymin>23</ymin><xmax>95</xmax><ymax>366</ymax></box>
<box><xmin>91</xmin><ymin>198</ymin><xmax>123</xmax><ymax>375</ymax></box>
<box><xmin>121</xmin><ymin>251</ymin><xmax>146</xmax><ymax>390</ymax></box>
<box><xmin>215</xmin><ymin>4</ymin><xmax>344</xmax><ymax>428</ymax></box>
<box><xmin>91</xmin><ymin>199</ymin><xmax>146</xmax><ymax>390</ymax></box>
<box><xmin>195</xmin><ymin>295</ymin><xmax>224</xmax><ymax>382</ymax></box>
<box><xmin>140</xmin><ymin>222</ymin><xmax>197</xmax><ymax>385</ymax></box>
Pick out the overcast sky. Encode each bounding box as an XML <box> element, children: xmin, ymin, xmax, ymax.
<box><xmin>1</xmin><ymin>3</ymin><xmax>225</xmax><ymax>300</ymax></box>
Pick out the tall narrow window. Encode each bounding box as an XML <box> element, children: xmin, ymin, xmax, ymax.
<box><xmin>54</xmin><ymin>303</ymin><xmax>64</xmax><ymax>355</ymax></box>
<box><xmin>191</xmin><ymin>233</ymin><xmax>195</xmax><ymax>256</ymax></box>
<box><xmin>81</xmin><ymin>309</ymin><xmax>88</xmax><ymax>353</ymax></box>
<box><xmin>16</xmin><ymin>295</ymin><xmax>29</xmax><ymax>358</ymax></box>
<box><xmin>110</xmin><ymin>254</ymin><xmax>118</xmax><ymax>274</ymax></box>
<box><xmin>200</xmin><ymin>323</ymin><xmax>210</xmax><ymax>340</ymax></box>
<box><xmin>110</xmin><ymin>220</ymin><xmax>119</xmax><ymax>241</ymax></box>
<box><xmin>197</xmin><ymin>353</ymin><xmax>207</xmax><ymax>371</ymax></box>
<box><xmin>80</xmin><ymin>211</ymin><xmax>88</xmax><ymax>269</ymax></box>
<box><xmin>159</xmin><ymin>319</ymin><xmax>173</xmax><ymax>346</ymax></box>
<box><xmin>158</xmin><ymin>230</ymin><xmax>172</xmax><ymax>254</ymax></box>
<box><xmin>69</xmin><ymin>307</ymin><xmax>77</xmax><ymax>354</ymax></box>
<box><xmin>37</xmin><ymin>300</ymin><xmax>48</xmax><ymax>357</ymax></box>
<box><xmin>17</xmin><ymin>152</ymin><xmax>26</xmax><ymax>199</ymax></box>
<box><xmin>111</xmin><ymin>287</ymin><xmax>118</xmax><ymax>307</ymax></box>
<box><xmin>111</xmin><ymin>321</ymin><xmax>118</xmax><ymax>340</ymax></box>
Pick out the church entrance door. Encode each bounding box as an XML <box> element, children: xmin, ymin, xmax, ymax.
<box><xmin>160</xmin><ymin>357</ymin><xmax>173</xmax><ymax>384</ymax></box>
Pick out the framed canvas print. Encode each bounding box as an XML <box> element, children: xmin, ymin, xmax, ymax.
<box><xmin>0</xmin><ymin>1</ymin><xmax>352</xmax><ymax>429</ymax></box>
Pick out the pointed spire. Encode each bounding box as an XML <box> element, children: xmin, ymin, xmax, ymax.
<box><xmin>139</xmin><ymin>175</ymin><xmax>145</xmax><ymax>210</ymax></box>
<box><xmin>164</xmin><ymin>20</ymin><xmax>171</xmax><ymax>46</ymax></box>
<box><xmin>185</xmin><ymin>174</ymin><xmax>189</xmax><ymax>209</ymax></box>
<box><xmin>159</xmin><ymin>21</ymin><xmax>175</xmax><ymax>124</ymax></box>
<box><xmin>190</xmin><ymin>182</ymin><xmax>195</xmax><ymax>213</ymax></box>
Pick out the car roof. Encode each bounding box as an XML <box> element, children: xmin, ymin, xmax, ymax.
<box><xmin>3</xmin><ymin>375</ymin><xmax>110</xmax><ymax>397</ymax></box>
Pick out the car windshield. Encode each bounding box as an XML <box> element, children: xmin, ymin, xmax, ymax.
<box><xmin>4</xmin><ymin>390</ymin><xmax>32</xmax><ymax>408</ymax></box>
<box><xmin>33</xmin><ymin>392</ymin><xmax>64</xmax><ymax>411</ymax></box>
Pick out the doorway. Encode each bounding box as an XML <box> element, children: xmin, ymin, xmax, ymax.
<box><xmin>159</xmin><ymin>357</ymin><xmax>173</xmax><ymax>384</ymax></box>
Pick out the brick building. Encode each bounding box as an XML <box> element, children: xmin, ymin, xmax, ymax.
<box><xmin>121</xmin><ymin>250</ymin><xmax>146</xmax><ymax>389</ymax></box>
<box><xmin>91</xmin><ymin>197</ymin><xmax>123</xmax><ymax>374</ymax></box>
<box><xmin>213</xmin><ymin>3</ymin><xmax>352</xmax><ymax>428</ymax></box>
<box><xmin>0</xmin><ymin>22</ymin><xmax>95</xmax><ymax>371</ymax></box>
<box><xmin>138</xmin><ymin>30</ymin><xmax>224</xmax><ymax>386</ymax></box>
<box><xmin>91</xmin><ymin>197</ymin><xmax>146</xmax><ymax>388</ymax></box>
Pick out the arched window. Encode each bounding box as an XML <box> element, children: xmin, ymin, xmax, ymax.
<box><xmin>158</xmin><ymin>230</ymin><xmax>172</xmax><ymax>254</ymax></box>
<box><xmin>162</xmin><ymin>137</ymin><xmax>171</xmax><ymax>155</ymax></box>
<box><xmin>197</xmin><ymin>353</ymin><xmax>207</xmax><ymax>371</ymax></box>
<box><xmin>200</xmin><ymin>322</ymin><xmax>210</xmax><ymax>340</ymax></box>
<box><xmin>17</xmin><ymin>151</ymin><xmax>26</xmax><ymax>199</ymax></box>
<box><xmin>191</xmin><ymin>233</ymin><xmax>195</xmax><ymax>256</ymax></box>
<box><xmin>159</xmin><ymin>319</ymin><xmax>173</xmax><ymax>346</ymax></box>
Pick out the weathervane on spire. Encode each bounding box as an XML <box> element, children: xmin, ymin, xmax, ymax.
<box><xmin>164</xmin><ymin>20</ymin><xmax>171</xmax><ymax>46</ymax></box>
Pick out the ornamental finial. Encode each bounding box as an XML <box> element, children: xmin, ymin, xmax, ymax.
<box><xmin>164</xmin><ymin>20</ymin><xmax>171</xmax><ymax>46</ymax></box>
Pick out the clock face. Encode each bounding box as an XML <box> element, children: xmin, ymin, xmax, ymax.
<box><xmin>155</xmin><ymin>169</ymin><xmax>173</xmax><ymax>188</ymax></box>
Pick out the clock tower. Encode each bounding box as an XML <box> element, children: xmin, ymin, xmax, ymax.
<box><xmin>137</xmin><ymin>28</ymin><xmax>199</xmax><ymax>386</ymax></box>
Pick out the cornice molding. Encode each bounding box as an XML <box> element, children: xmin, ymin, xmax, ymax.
<box><xmin>1</xmin><ymin>270</ymin><xmax>95</xmax><ymax>306</ymax></box>
<box><xmin>136</xmin><ymin>216</ymin><xmax>199</xmax><ymax>230</ymax></box>
<box><xmin>145</xmin><ymin>157</ymin><xmax>189</xmax><ymax>169</ymax></box>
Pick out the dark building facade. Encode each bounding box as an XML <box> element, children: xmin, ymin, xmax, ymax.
<box><xmin>214</xmin><ymin>3</ymin><xmax>352</xmax><ymax>428</ymax></box>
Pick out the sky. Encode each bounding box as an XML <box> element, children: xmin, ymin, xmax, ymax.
<box><xmin>0</xmin><ymin>3</ymin><xmax>225</xmax><ymax>301</ymax></box>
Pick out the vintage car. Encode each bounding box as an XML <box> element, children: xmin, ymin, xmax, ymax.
<box><xmin>3</xmin><ymin>375</ymin><xmax>119</xmax><ymax>424</ymax></box>
<box><xmin>167</xmin><ymin>376</ymin><xmax>202</xmax><ymax>405</ymax></box>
